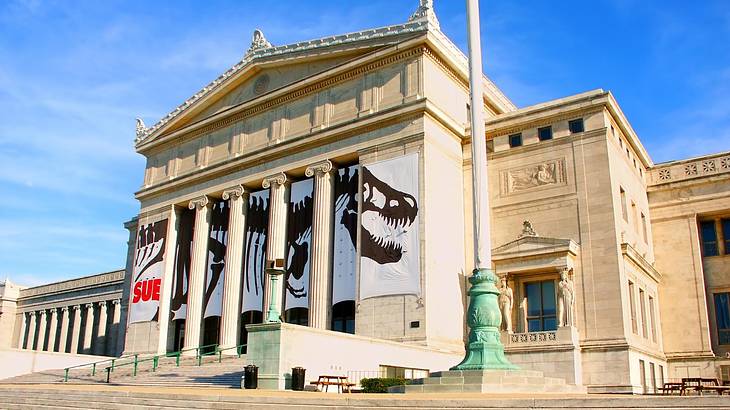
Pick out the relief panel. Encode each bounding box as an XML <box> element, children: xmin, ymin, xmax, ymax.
<box><xmin>207</xmin><ymin>127</ymin><xmax>231</xmax><ymax>164</ymax></box>
<box><xmin>284</xmin><ymin>96</ymin><xmax>314</xmax><ymax>138</ymax></box>
<box><xmin>146</xmin><ymin>151</ymin><xmax>169</xmax><ymax>184</ymax></box>
<box><xmin>378</xmin><ymin>63</ymin><xmax>405</xmax><ymax>108</ymax></box>
<box><xmin>245</xmin><ymin>112</ymin><xmax>271</xmax><ymax>149</ymax></box>
<box><xmin>500</xmin><ymin>158</ymin><xmax>567</xmax><ymax>196</ymax></box>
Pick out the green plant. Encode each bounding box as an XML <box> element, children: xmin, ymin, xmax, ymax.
<box><xmin>359</xmin><ymin>377</ymin><xmax>408</xmax><ymax>393</ymax></box>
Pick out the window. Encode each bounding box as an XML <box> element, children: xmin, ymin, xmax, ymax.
<box><xmin>641</xmin><ymin>213</ymin><xmax>648</xmax><ymax>243</ymax></box>
<box><xmin>723</xmin><ymin>219</ymin><xmax>730</xmax><ymax>255</ymax></box>
<box><xmin>331</xmin><ymin>301</ymin><xmax>355</xmax><ymax>334</ymax></box>
<box><xmin>569</xmin><ymin>118</ymin><xmax>584</xmax><ymax>134</ymax></box>
<box><xmin>639</xmin><ymin>360</ymin><xmax>646</xmax><ymax>394</ymax></box>
<box><xmin>538</xmin><ymin>126</ymin><xmax>553</xmax><ymax>141</ymax></box>
<box><xmin>714</xmin><ymin>293</ymin><xmax>730</xmax><ymax>345</ymax></box>
<box><xmin>658</xmin><ymin>365</ymin><xmax>665</xmax><ymax>388</ymax></box>
<box><xmin>620</xmin><ymin>187</ymin><xmax>628</xmax><ymax>222</ymax></box>
<box><xmin>508</xmin><ymin>133</ymin><xmax>523</xmax><ymax>148</ymax></box>
<box><xmin>700</xmin><ymin>221</ymin><xmax>719</xmax><ymax>257</ymax></box>
<box><xmin>632</xmin><ymin>202</ymin><xmax>639</xmax><ymax>233</ymax></box>
<box><xmin>285</xmin><ymin>308</ymin><xmax>308</xmax><ymax>326</ymax></box>
<box><xmin>650</xmin><ymin>363</ymin><xmax>656</xmax><ymax>393</ymax></box>
<box><xmin>525</xmin><ymin>280</ymin><xmax>557</xmax><ymax>332</ymax></box>
<box><xmin>648</xmin><ymin>296</ymin><xmax>657</xmax><ymax>342</ymax></box>
<box><xmin>639</xmin><ymin>289</ymin><xmax>648</xmax><ymax>338</ymax></box>
<box><xmin>629</xmin><ymin>281</ymin><xmax>638</xmax><ymax>334</ymax></box>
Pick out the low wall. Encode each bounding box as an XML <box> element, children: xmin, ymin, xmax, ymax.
<box><xmin>246</xmin><ymin>322</ymin><xmax>464</xmax><ymax>389</ymax></box>
<box><xmin>0</xmin><ymin>348</ymin><xmax>108</xmax><ymax>380</ymax></box>
<box><xmin>502</xmin><ymin>327</ymin><xmax>582</xmax><ymax>385</ymax></box>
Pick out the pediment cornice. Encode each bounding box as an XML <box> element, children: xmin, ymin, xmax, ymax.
<box><xmin>492</xmin><ymin>235</ymin><xmax>579</xmax><ymax>261</ymax></box>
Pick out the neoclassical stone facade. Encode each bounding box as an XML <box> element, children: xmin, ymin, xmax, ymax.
<box><xmin>1</xmin><ymin>271</ymin><xmax>126</xmax><ymax>357</ymax></box>
<box><xmin>4</xmin><ymin>1</ymin><xmax>729</xmax><ymax>394</ymax></box>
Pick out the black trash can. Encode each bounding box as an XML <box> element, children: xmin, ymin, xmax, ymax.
<box><xmin>291</xmin><ymin>367</ymin><xmax>306</xmax><ymax>391</ymax></box>
<box><xmin>243</xmin><ymin>365</ymin><xmax>258</xmax><ymax>389</ymax></box>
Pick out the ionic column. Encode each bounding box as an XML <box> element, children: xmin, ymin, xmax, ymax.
<box><xmin>262</xmin><ymin>173</ymin><xmax>289</xmax><ymax>321</ymax></box>
<box><xmin>157</xmin><ymin>206</ymin><xmax>180</xmax><ymax>355</ymax></box>
<box><xmin>36</xmin><ymin>310</ymin><xmax>48</xmax><ymax>351</ymax></box>
<box><xmin>47</xmin><ymin>308</ymin><xmax>59</xmax><ymax>352</ymax></box>
<box><xmin>110</xmin><ymin>300</ymin><xmax>121</xmax><ymax>356</ymax></box>
<box><xmin>95</xmin><ymin>302</ymin><xmax>108</xmax><ymax>356</ymax></box>
<box><xmin>70</xmin><ymin>305</ymin><xmax>82</xmax><ymax>353</ymax></box>
<box><xmin>305</xmin><ymin>160</ymin><xmax>335</xmax><ymax>329</ymax></box>
<box><xmin>220</xmin><ymin>185</ymin><xmax>248</xmax><ymax>352</ymax></box>
<box><xmin>183</xmin><ymin>196</ymin><xmax>212</xmax><ymax>355</ymax></box>
<box><xmin>17</xmin><ymin>312</ymin><xmax>27</xmax><ymax>349</ymax></box>
<box><xmin>27</xmin><ymin>312</ymin><xmax>37</xmax><ymax>350</ymax></box>
<box><xmin>82</xmin><ymin>303</ymin><xmax>95</xmax><ymax>354</ymax></box>
<box><xmin>59</xmin><ymin>307</ymin><xmax>70</xmax><ymax>353</ymax></box>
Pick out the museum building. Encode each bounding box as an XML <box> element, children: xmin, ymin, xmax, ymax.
<box><xmin>3</xmin><ymin>1</ymin><xmax>730</xmax><ymax>394</ymax></box>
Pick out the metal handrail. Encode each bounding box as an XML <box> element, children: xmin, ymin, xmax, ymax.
<box><xmin>63</xmin><ymin>353</ymin><xmax>138</xmax><ymax>382</ymax></box>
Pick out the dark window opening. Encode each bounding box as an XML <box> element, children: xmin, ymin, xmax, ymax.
<box><xmin>714</xmin><ymin>293</ymin><xmax>730</xmax><ymax>345</ymax></box>
<box><xmin>172</xmin><ymin>320</ymin><xmax>185</xmax><ymax>352</ymax></box>
<box><xmin>569</xmin><ymin>118</ymin><xmax>584</xmax><ymax>134</ymax></box>
<box><xmin>701</xmin><ymin>220</ymin><xmax>719</xmax><ymax>257</ymax></box>
<box><xmin>284</xmin><ymin>308</ymin><xmax>308</xmax><ymax>326</ymax></box>
<box><xmin>723</xmin><ymin>219</ymin><xmax>730</xmax><ymax>255</ymax></box>
<box><xmin>201</xmin><ymin>316</ymin><xmax>220</xmax><ymax>354</ymax></box>
<box><xmin>509</xmin><ymin>133</ymin><xmax>523</xmax><ymax>148</ymax></box>
<box><xmin>239</xmin><ymin>310</ymin><xmax>263</xmax><ymax>353</ymax></box>
<box><xmin>525</xmin><ymin>280</ymin><xmax>557</xmax><ymax>332</ymax></box>
<box><xmin>331</xmin><ymin>301</ymin><xmax>355</xmax><ymax>334</ymax></box>
<box><xmin>538</xmin><ymin>126</ymin><xmax>553</xmax><ymax>141</ymax></box>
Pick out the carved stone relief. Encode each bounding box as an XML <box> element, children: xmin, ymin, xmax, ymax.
<box><xmin>500</xmin><ymin>159</ymin><xmax>566</xmax><ymax>195</ymax></box>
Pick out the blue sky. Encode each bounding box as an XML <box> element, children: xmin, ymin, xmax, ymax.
<box><xmin>1</xmin><ymin>0</ymin><xmax>729</xmax><ymax>286</ymax></box>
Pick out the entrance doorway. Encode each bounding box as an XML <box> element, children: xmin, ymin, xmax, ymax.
<box><xmin>173</xmin><ymin>320</ymin><xmax>185</xmax><ymax>352</ymax></box>
<box><xmin>202</xmin><ymin>316</ymin><xmax>220</xmax><ymax>354</ymax></box>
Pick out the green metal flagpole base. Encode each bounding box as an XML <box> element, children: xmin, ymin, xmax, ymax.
<box><xmin>452</xmin><ymin>268</ymin><xmax>518</xmax><ymax>370</ymax></box>
<box><xmin>265</xmin><ymin>268</ymin><xmax>285</xmax><ymax>323</ymax></box>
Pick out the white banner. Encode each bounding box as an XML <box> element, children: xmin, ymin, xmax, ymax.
<box><xmin>332</xmin><ymin>165</ymin><xmax>358</xmax><ymax>305</ymax></box>
<box><xmin>129</xmin><ymin>219</ymin><xmax>168</xmax><ymax>324</ymax></box>
<box><xmin>170</xmin><ymin>210</ymin><xmax>194</xmax><ymax>321</ymax></box>
<box><xmin>359</xmin><ymin>154</ymin><xmax>420</xmax><ymax>300</ymax></box>
<box><xmin>242</xmin><ymin>190</ymin><xmax>269</xmax><ymax>313</ymax></box>
<box><xmin>285</xmin><ymin>178</ymin><xmax>314</xmax><ymax>310</ymax></box>
<box><xmin>204</xmin><ymin>200</ymin><xmax>228</xmax><ymax>318</ymax></box>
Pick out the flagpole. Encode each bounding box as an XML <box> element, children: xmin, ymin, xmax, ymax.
<box><xmin>452</xmin><ymin>0</ymin><xmax>516</xmax><ymax>370</ymax></box>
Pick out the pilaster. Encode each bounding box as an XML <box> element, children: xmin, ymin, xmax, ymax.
<box><xmin>82</xmin><ymin>303</ymin><xmax>95</xmax><ymax>354</ymax></box>
<box><xmin>95</xmin><ymin>301</ymin><xmax>108</xmax><ymax>356</ymax></box>
<box><xmin>47</xmin><ymin>308</ymin><xmax>59</xmax><ymax>352</ymax></box>
<box><xmin>36</xmin><ymin>310</ymin><xmax>47</xmax><ymax>351</ymax></box>
<box><xmin>305</xmin><ymin>160</ymin><xmax>335</xmax><ymax>329</ymax></box>
<box><xmin>183</xmin><ymin>195</ymin><xmax>212</xmax><ymax>355</ymax></box>
<box><xmin>59</xmin><ymin>307</ymin><xmax>70</xmax><ymax>353</ymax></box>
<box><xmin>17</xmin><ymin>312</ymin><xmax>27</xmax><ymax>349</ymax></box>
<box><xmin>157</xmin><ymin>206</ymin><xmax>180</xmax><ymax>355</ymax></box>
<box><xmin>220</xmin><ymin>185</ymin><xmax>248</xmax><ymax>351</ymax></box>
<box><xmin>262</xmin><ymin>173</ymin><xmax>289</xmax><ymax>319</ymax></box>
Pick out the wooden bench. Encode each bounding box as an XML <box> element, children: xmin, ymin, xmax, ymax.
<box><xmin>681</xmin><ymin>378</ymin><xmax>730</xmax><ymax>395</ymax></box>
<box><xmin>657</xmin><ymin>382</ymin><xmax>684</xmax><ymax>395</ymax></box>
<box><xmin>309</xmin><ymin>375</ymin><xmax>356</xmax><ymax>393</ymax></box>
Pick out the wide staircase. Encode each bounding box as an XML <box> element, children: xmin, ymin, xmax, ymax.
<box><xmin>0</xmin><ymin>345</ymin><xmax>247</xmax><ymax>389</ymax></box>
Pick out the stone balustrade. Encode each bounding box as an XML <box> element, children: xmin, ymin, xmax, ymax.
<box><xmin>649</xmin><ymin>152</ymin><xmax>730</xmax><ymax>186</ymax></box>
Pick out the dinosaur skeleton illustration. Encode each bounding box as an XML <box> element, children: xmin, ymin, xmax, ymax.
<box><xmin>361</xmin><ymin>166</ymin><xmax>418</xmax><ymax>265</ymax></box>
<box><xmin>170</xmin><ymin>210</ymin><xmax>194</xmax><ymax>321</ymax></box>
<box><xmin>203</xmin><ymin>200</ymin><xmax>229</xmax><ymax>317</ymax></box>
<box><xmin>285</xmin><ymin>184</ymin><xmax>314</xmax><ymax>299</ymax></box>
<box><xmin>242</xmin><ymin>192</ymin><xmax>269</xmax><ymax>312</ymax></box>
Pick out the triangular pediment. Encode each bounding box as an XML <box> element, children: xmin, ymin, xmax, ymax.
<box><xmin>492</xmin><ymin>235</ymin><xmax>579</xmax><ymax>261</ymax></box>
<box><xmin>135</xmin><ymin>22</ymin><xmax>434</xmax><ymax>148</ymax></box>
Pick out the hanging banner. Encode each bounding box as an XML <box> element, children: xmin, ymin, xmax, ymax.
<box><xmin>170</xmin><ymin>210</ymin><xmax>195</xmax><ymax>321</ymax></box>
<box><xmin>242</xmin><ymin>190</ymin><xmax>270</xmax><ymax>313</ymax></box>
<box><xmin>203</xmin><ymin>200</ymin><xmax>229</xmax><ymax>318</ymax></box>
<box><xmin>359</xmin><ymin>153</ymin><xmax>420</xmax><ymax>299</ymax></box>
<box><xmin>129</xmin><ymin>219</ymin><xmax>168</xmax><ymax>324</ymax></box>
<box><xmin>332</xmin><ymin>165</ymin><xmax>359</xmax><ymax>305</ymax></box>
<box><xmin>284</xmin><ymin>178</ymin><xmax>314</xmax><ymax>310</ymax></box>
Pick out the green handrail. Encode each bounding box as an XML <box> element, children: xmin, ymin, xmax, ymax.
<box><xmin>63</xmin><ymin>353</ymin><xmax>138</xmax><ymax>382</ymax></box>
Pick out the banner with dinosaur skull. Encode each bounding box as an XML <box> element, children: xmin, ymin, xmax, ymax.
<box><xmin>129</xmin><ymin>219</ymin><xmax>168</xmax><ymax>324</ymax></box>
<box><xmin>284</xmin><ymin>178</ymin><xmax>314</xmax><ymax>311</ymax></box>
<box><xmin>203</xmin><ymin>200</ymin><xmax>229</xmax><ymax>318</ymax></box>
<box><xmin>170</xmin><ymin>209</ymin><xmax>194</xmax><ymax>321</ymax></box>
<box><xmin>332</xmin><ymin>165</ymin><xmax>359</xmax><ymax>305</ymax></box>
<box><xmin>242</xmin><ymin>189</ymin><xmax>270</xmax><ymax>313</ymax></box>
<box><xmin>359</xmin><ymin>153</ymin><xmax>420</xmax><ymax>299</ymax></box>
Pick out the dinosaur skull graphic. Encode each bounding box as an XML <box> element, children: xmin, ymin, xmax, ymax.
<box><xmin>361</xmin><ymin>166</ymin><xmax>418</xmax><ymax>264</ymax></box>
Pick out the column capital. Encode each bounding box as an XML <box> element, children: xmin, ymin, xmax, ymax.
<box><xmin>112</xmin><ymin>299</ymin><xmax>121</xmax><ymax>306</ymax></box>
<box><xmin>28</xmin><ymin>311</ymin><xmax>37</xmax><ymax>317</ymax></box>
<box><xmin>222</xmin><ymin>184</ymin><xmax>247</xmax><ymax>200</ymax></box>
<box><xmin>305</xmin><ymin>160</ymin><xmax>334</xmax><ymax>178</ymax></box>
<box><xmin>61</xmin><ymin>306</ymin><xmax>69</xmax><ymax>312</ymax></box>
<box><xmin>262</xmin><ymin>172</ymin><xmax>287</xmax><ymax>189</ymax></box>
<box><xmin>84</xmin><ymin>303</ymin><xmax>94</xmax><ymax>310</ymax></box>
<box><xmin>38</xmin><ymin>310</ymin><xmax>46</xmax><ymax>317</ymax></box>
<box><xmin>188</xmin><ymin>195</ymin><xmax>210</xmax><ymax>211</ymax></box>
<box><xmin>98</xmin><ymin>301</ymin><xmax>108</xmax><ymax>309</ymax></box>
<box><xmin>72</xmin><ymin>304</ymin><xmax>81</xmax><ymax>311</ymax></box>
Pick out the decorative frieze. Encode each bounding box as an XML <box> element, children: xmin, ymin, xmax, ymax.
<box><xmin>510</xmin><ymin>331</ymin><xmax>557</xmax><ymax>344</ymax></box>
<box><xmin>649</xmin><ymin>154</ymin><xmax>730</xmax><ymax>186</ymax></box>
<box><xmin>500</xmin><ymin>159</ymin><xmax>567</xmax><ymax>196</ymax></box>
